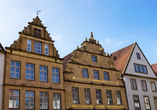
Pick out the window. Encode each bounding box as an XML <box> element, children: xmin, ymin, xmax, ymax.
<box><xmin>53</xmin><ymin>93</ymin><xmax>61</xmax><ymax>110</ymax></box>
<box><xmin>136</xmin><ymin>53</ymin><xmax>141</xmax><ymax>59</ymax></box>
<box><xmin>93</xmin><ymin>70</ymin><xmax>99</xmax><ymax>79</ymax></box>
<box><xmin>141</xmin><ymin>80</ymin><xmax>147</xmax><ymax>91</ymax></box>
<box><xmin>154</xmin><ymin>97</ymin><xmax>157</xmax><ymax>110</ymax></box>
<box><xmin>25</xmin><ymin>91</ymin><xmax>34</xmax><ymax>109</ymax></box>
<box><xmin>82</xmin><ymin>69</ymin><xmax>88</xmax><ymax>78</ymax></box>
<box><xmin>133</xmin><ymin>95</ymin><xmax>141</xmax><ymax>110</ymax></box>
<box><xmin>92</xmin><ymin>55</ymin><xmax>97</xmax><ymax>62</ymax></box>
<box><xmin>104</xmin><ymin>72</ymin><xmax>109</xmax><ymax>80</ymax></box>
<box><xmin>34</xmin><ymin>28</ymin><xmax>41</xmax><ymax>37</ymax></box>
<box><xmin>72</xmin><ymin>87</ymin><xmax>79</xmax><ymax>104</ymax></box>
<box><xmin>106</xmin><ymin>90</ymin><xmax>112</xmax><ymax>105</ymax></box>
<box><xmin>40</xmin><ymin>92</ymin><xmax>48</xmax><ymax>109</ymax></box>
<box><xmin>9</xmin><ymin>90</ymin><xmax>19</xmax><ymax>108</ymax></box>
<box><xmin>52</xmin><ymin>68</ymin><xmax>59</xmax><ymax>83</ymax></box>
<box><xmin>84</xmin><ymin>88</ymin><xmax>91</xmax><ymax>104</ymax></box>
<box><xmin>27</xmin><ymin>40</ymin><xmax>31</xmax><ymax>52</ymax></box>
<box><xmin>144</xmin><ymin>96</ymin><xmax>151</xmax><ymax>110</ymax></box>
<box><xmin>96</xmin><ymin>89</ymin><xmax>102</xmax><ymax>104</ymax></box>
<box><xmin>151</xmin><ymin>82</ymin><xmax>156</xmax><ymax>91</ymax></box>
<box><xmin>116</xmin><ymin>91</ymin><xmax>122</xmax><ymax>105</ymax></box>
<box><xmin>45</xmin><ymin>44</ymin><xmax>49</xmax><ymax>55</ymax></box>
<box><xmin>34</xmin><ymin>42</ymin><xmax>42</xmax><ymax>54</ymax></box>
<box><xmin>40</xmin><ymin>66</ymin><xmax>47</xmax><ymax>82</ymax></box>
<box><xmin>26</xmin><ymin>63</ymin><xmax>34</xmax><ymax>80</ymax></box>
<box><xmin>134</xmin><ymin>64</ymin><xmax>147</xmax><ymax>73</ymax></box>
<box><xmin>130</xmin><ymin>79</ymin><xmax>137</xmax><ymax>90</ymax></box>
<box><xmin>10</xmin><ymin>61</ymin><xmax>20</xmax><ymax>78</ymax></box>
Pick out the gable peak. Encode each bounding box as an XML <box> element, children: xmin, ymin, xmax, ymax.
<box><xmin>30</xmin><ymin>16</ymin><xmax>44</xmax><ymax>27</ymax></box>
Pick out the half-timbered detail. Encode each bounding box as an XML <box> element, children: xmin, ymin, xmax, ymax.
<box><xmin>112</xmin><ymin>42</ymin><xmax>157</xmax><ymax>110</ymax></box>
<box><xmin>63</xmin><ymin>33</ymin><xmax>128</xmax><ymax>110</ymax></box>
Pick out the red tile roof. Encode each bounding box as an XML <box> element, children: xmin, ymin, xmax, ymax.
<box><xmin>111</xmin><ymin>43</ymin><xmax>134</xmax><ymax>73</ymax></box>
<box><xmin>63</xmin><ymin>53</ymin><xmax>73</xmax><ymax>71</ymax></box>
<box><xmin>151</xmin><ymin>63</ymin><xmax>157</xmax><ymax>75</ymax></box>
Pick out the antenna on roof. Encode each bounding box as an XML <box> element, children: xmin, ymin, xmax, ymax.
<box><xmin>36</xmin><ymin>7</ymin><xmax>41</xmax><ymax>16</ymax></box>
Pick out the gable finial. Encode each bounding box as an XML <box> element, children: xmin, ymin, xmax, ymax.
<box><xmin>36</xmin><ymin>7</ymin><xmax>41</xmax><ymax>16</ymax></box>
<box><xmin>91</xmin><ymin>32</ymin><xmax>94</xmax><ymax>38</ymax></box>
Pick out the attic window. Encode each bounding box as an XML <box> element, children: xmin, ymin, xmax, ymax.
<box><xmin>136</xmin><ymin>53</ymin><xmax>141</xmax><ymax>59</ymax></box>
<box><xmin>34</xmin><ymin>28</ymin><xmax>41</xmax><ymax>37</ymax></box>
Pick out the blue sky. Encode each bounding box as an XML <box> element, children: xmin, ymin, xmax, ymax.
<box><xmin>0</xmin><ymin>0</ymin><xmax>157</xmax><ymax>64</ymax></box>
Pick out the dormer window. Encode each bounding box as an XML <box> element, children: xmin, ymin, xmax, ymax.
<box><xmin>136</xmin><ymin>53</ymin><xmax>141</xmax><ymax>59</ymax></box>
<box><xmin>34</xmin><ymin>28</ymin><xmax>41</xmax><ymax>37</ymax></box>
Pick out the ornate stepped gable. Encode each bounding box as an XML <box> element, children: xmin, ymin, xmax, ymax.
<box><xmin>6</xmin><ymin>16</ymin><xmax>60</xmax><ymax>58</ymax></box>
<box><xmin>63</xmin><ymin>32</ymin><xmax>116</xmax><ymax>73</ymax></box>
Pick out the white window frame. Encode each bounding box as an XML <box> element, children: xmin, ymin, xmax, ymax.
<box><xmin>10</xmin><ymin>61</ymin><xmax>20</xmax><ymax>78</ymax></box>
<box><xmin>93</xmin><ymin>70</ymin><xmax>99</xmax><ymax>79</ymax></box>
<box><xmin>9</xmin><ymin>90</ymin><xmax>19</xmax><ymax>108</ymax></box>
<box><xmin>96</xmin><ymin>89</ymin><xmax>102</xmax><ymax>104</ymax></box>
<box><xmin>26</xmin><ymin>63</ymin><xmax>34</xmax><ymax>80</ymax></box>
<box><xmin>151</xmin><ymin>82</ymin><xmax>156</xmax><ymax>91</ymax></box>
<box><xmin>25</xmin><ymin>91</ymin><xmax>34</xmax><ymax>109</ymax></box>
<box><xmin>116</xmin><ymin>91</ymin><xmax>122</xmax><ymax>105</ymax></box>
<box><xmin>141</xmin><ymin>80</ymin><xmax>147</xmax><ymax>91</ymax></box>
<box><xmin>45</xmin><ymin>44</ymin><xmax>49</xmax><ymax>55</ymax></box>
<box><xmin>72</xmin><ymin>87</ymin><xmax>79</xmax><ymax>104</ymax></box>
<box><xmin>106</xmin><ymin>90</ymin><xmax>112</xmax><ymax>105</ymax></box>
<box><xmin>40</xmin><ymin>92</ymin><xmax>48</xmax><ymax>109</ymax></box>
<box><xmin>27</xmin><ymin>40</ymin><xmax>31</xmax><ymax>52</ymax></box>
<box><xmin>104</xmin><ymin>72</ymin><xmax>109</xmax><ymax>81</ymax></box>
<box><xmin>34</xmin><ymin>42</ymin><xmax>42</xmax><ymax>54</ymax></box>
<box><xmin>40</xmin><ymin>66</ymin><xmax>47</xmax><ymax>82</ymax></box>
<box><xmin>52</xmin><ymin>68</ymin><xmax>60</xmax><ymax>83</ymax></box>
<box><xmin>82</xmin><ymin>69</ymin><xmax>88</xmax><ymax>78</ymax></box>
<box><xmin>144</xmin><ymin>96</ymin><xmax>151</xmax><ymax>110</ymax></box>
<box><xmin>92</xmin><ymin>55</ymin><xmax>97</xmax><ymax>62</ymax></box>
<box><xmin>53</xmin><ymin>93</ymin><xmax>61</xmax><ymax>110</ymax></box>
<box><xmin>130</xmin><ymin>79</ymin><xmax>137</xmax><ymax>90</ymax></box>
<box><xmin>84</xmin><ymin>88</ymin><xmax>91</xmax><ymax>104</ymax></box>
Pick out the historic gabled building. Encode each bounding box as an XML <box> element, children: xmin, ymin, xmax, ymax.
<box><xmin>0</xmin><ymin>43</ymin><xmax>5</xmax><ymax>110</ymax></box>
<box><xmin>112</xmin><ymin>42</ymin><xmax>157</xmax><ymax>110</ymax></box>
<box><xmin>2</xmin><ymin>16</ymin><xmax>65</xmax><ymax>110</ymax></box>
<box><xmin>63</xmin><ymin>33</ymin><xmax>128</xmax><ymax>110</ymax></box>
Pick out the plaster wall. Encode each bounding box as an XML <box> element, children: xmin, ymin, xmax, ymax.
<box><xmin>0</xmin><ymin>53</ymin><xmax>5</xmax><ymax>110</ymax></box>
<box><xmin>124</xmin><ymin>76</ymin><xmax>157</xmax><ymax>110</ymax></box>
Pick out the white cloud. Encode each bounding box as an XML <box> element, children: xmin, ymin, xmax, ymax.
<box><xmin>52</xmin><ymin>35</ymin><xmax>61</xmax><ymax>40</ymax></box>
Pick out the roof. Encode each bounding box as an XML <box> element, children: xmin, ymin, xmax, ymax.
<box><xmin>151</xmin><ymin>63</ymin><xmax>157</xmax><ymax>75</ymax></box>
<box><xmin>63</xmin><ymin>53</ymin><xmax>73</xmax><ymax>71</ymax></box>
<box><xmin>111</xmin><ymin>43</ymin><xmax>134</xmax><ymax>73</ymax></box>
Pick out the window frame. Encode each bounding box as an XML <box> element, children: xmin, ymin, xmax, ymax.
<box><xmin>141</xmin><ymin>80</ymin><xmax>147</xmax><ymax>91</ymax></box>
<box><xmin>25</xmin><ymin>91</ymin><xmax>34</xmax><ymax>109</ymax></box>
<box><xmin>150</xmin><ymin>81</ymin><xmax>157</xmax><ymax>92</ymax></box>
<box><xmin>10</xmin><ymin>61</ymin><xmax>20</xmax><ymax>79</ymax></box>
<box><xmin>106</xmin><ymin>90</ymin><xmax>113</xmax><ymax>105</ymax></box>
<box><xmin>82</xmin><ymin>68</ymin><xmax>88</xmax><ymax>78</ymax></box>
<box><xmin>34</xmin><ymin>28</ymin><xmax>41</xmax><ymax>37</ymax></box>
<box><xmin>40</xmin><ymin>66</ymin><xmax>48</xmax><ymax>82</ymax></box>
<box><xmin>27</xmin><ymin>40</ymin><xmax>31</xmax><ymax>52</ymax></box>
<box><xmin>143</xmin><ymin>96</ymin><xmax>151</xmax><ymax>110</ymax></box>
<box><xmin>104</xmin><ymin>72</ymin><xmax>109</xmax><ymax>81</ymax></box>
<box><xmin>92</xmin><ymin>55</ymin><xmax>97</xmax><ymax>62</ymax></box>
<box><xmin>96</xmin><ymin>89</ymin><xmax>102</xmax><ymax>105</ymax></box>
<box><xmin>34</xmin><ymin>41</ymin><xmax>42</xmax><ymax>54</ymax></box>
<box><xmin>116</xmin><ymin>91</ymin><xmax>122</xmax><ymax>105</ymax></box>
<box><xmin>40</xmin><ymin>92</ymin><xmax>48</xmax><ymax>109</ymax></box>
<box><xmin>136</xmin><ymin>53</ymin><xmax>141</xmax><ymax>60</ymax></box>
<box><xmin>53</xmin><ymin>93</ymin><xmax>61</xmax><ymax>110</ymax></box>
<box><xmin>133</xmin><ymin>95</ymin><xmax>141</xmax><ymax>110</ymax></box>
<box><xmin>72</xmin><ymin>87</ymin><xmax>79</xmax><ymax>104</ymax></box>
<box><xmin>9</xmin><ymin>90</ymin><xmax>20</xmax><ymax>109</ymax></box>
<box><xmin>52</xmin><ymin>68</ymin><xmax>60</xmax><ymax>83</ymax></box>
<box><xmin>45</xmin><ymin>44</ymin><xmax>49</xmax><ymax>55</ymax></box>
<box><xmin>93</xmin><ymin>70</ymin><xmax>99</xmax><ymax>79</ymax></box>
<box><xmin>26</xmin><ymin>63</ymin><xmax>35</xmax><ymax>80</ymax></box>
<box><xmin>84</xmin><ymin>88</ymin><xmax>91</xmax><ymax>104</ymax></box>
<box><xmin>153</xmin><ymin>96</ymin><xmax>157</xmax><ymax>110</ymax></box>
<box><xmin>130</xmin><ymin>79</ymin><xmax>138</xmax><ymax>90</ymax></box>
<box><xmin>134</xmin><ymin>63</ymin><xmax>148</xmax><ymax>74</ymax></box>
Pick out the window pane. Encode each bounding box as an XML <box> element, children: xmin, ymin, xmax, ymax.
<box><xmin>104</xmin><ymin>72</ymin><xmax>109</xmax><ymax>80</ymax></box>
<box><xmin>133</xmin><ymin>95</ymin><xmax>140</xmax><ymax>110</ymax></box>
<box><xmin>144</xmin><ymin>96</ymin><xmax>151</xmax><ymax>110</ymax></box>
<box><xmin>10</xmin><ymin>61</ymin><xmax>20</xmax><ymax>78</ymax></box>
<box><xmin>134</xmin><ymin>64</ymin><xmax>139</xmax><ymax>72</ymax></box>
<box><xmin>52</xmin><ymin>68</ymin><xmax>60</xmax><ymax>83</ymax></box>
<box><xmin>9</xmin><ymin>90</ymin><xmax>19</xmax><ymax>108</ymax></box>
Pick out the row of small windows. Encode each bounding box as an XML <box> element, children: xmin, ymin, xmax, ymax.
<box><xmin>82</xmin><ymin>69</ymin><xmax>109</xmax><ymax>80</ymax></box>
<box><xmin>72</xmin><ymin>87</ymin><xmax>122</xmax><ymax>105</ymax></box>
<box><xmin>10</xmin><ymin>61</ymin><xmax>60</xmax><ymax>83</ymax></box>
<box><xmin>9</xmin><ymin>90</ymin><xmax>61</xmax><ymax>109</ymax></box>
<box><xmin>27</xmin><ymin>40</ymin><xmax>49</xmax><ymax>55</ymax></box>
<box><xmin>134</xmin><ymin>64</ymin><xmax>147</xmax><ymax>73</ymax></box>
<box><xmin>133</xmin><ymin>95</ymin><xmax>154</xmax><ymax>110</ymax></box>
<box><xmin>131</xmin><ymin>79</ymin><xmax>156</xmax><ymax>91</ymax></box>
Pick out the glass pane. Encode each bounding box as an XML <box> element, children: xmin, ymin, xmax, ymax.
<box><xmin>25</xmin><ymin>98</ymin><xmax>29</xmax><ymax>102</ymax></box>
<box><xmin>11</xmin><ymin>67</ymin><xmax>14</xmax><ymax>72</ymax></box>
<box><xmin>52</xmin><ymin>68</ymin><xmax>55</xmax><ymax>72</ymax></box>
<box><xmin>16</xmin><ymin>68</ymin><xmax>19</xmax><ymax>72</ymax></box>
<box><xmin>9</xmin><ymin>90</ymin><xmax>14</xmax><ymax>95</ymax></box>
<box><xmin>10</xmin><ymin>73</ymin><xmax>14</xmax><ymax>77</ymax></box>
<box><xmin>15</xmin><ymin>97</ymin><xmax>19</xmax><ymax>108</ymax></box>
<box><xmin>30</xmin><ymin>65</ymin><xmax>34</xmax><ymax>69</ymax></box>
<box><xmin>25</xmin><ymin>91</ymin><xmax>29</xmax><ymax>97</ymax></box>
<box><xmin>15</xmin><ymin>90</ymin><xmax>19</xmax><ymax>96</ymax></box>
<box><xmin>15</xmin><ymin>73</ymin><xmax>19</xmax><ymax>78</ymax></box>
<box><xmin>40</xmin><ymin>66</ymin><xmax>43</xmax><ymax>71</ymax></box>
<box><xmin>30</xmin><ymin>92</ymin><xmax>34</xmax><ymax>97</ymax></box>
<box><xmin>56</xmin><ymin>69</ymin><xmax>59</xmax><ymax>73</ymax></box>
<box><xmin>44</xmin><ymin>67</ymin><xmax>47</xmax><ymax>71</ymax></box>
<box><xmin>53</xmin><ymin>101</ymin><xmax>57</xmax><ymax>109</ymax></box>
<box><xmin>44</xmin><ymin>72</ymin><xmax>47</xmax><ymax>76</ymax></box>
<box><xmin>16</xmin><ymin>62</ymin><xmax>20</xmax><ymax>67</ymax></box>
<box><xmin>30</xmin><ymin>103</ymin><xmax>34</xmax><ymax>108</ymax></box>
<box><xmin>11</xmin><ymin>61</ymin><xmax>15</xmax><ymax>66</ymax></box>
<box><xmin>25</xmin><ymin>103</ymin><xmax>29</xmax><ymax>108</ymax></box>
<box><xmin>26</xmin><ymin>64</ymin><xmax>29</xmax><ymax>68</ymax></box>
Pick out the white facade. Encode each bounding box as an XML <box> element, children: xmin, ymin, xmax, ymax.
<box><xmin>123</xmin><ymin>44</ymin><xmax>157</xmax><ymax>110</ymax></box>
<box><xmin>0</xmin><ymin>46</ymin><xmax>5</xmax><ymax>110</ymax></box>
